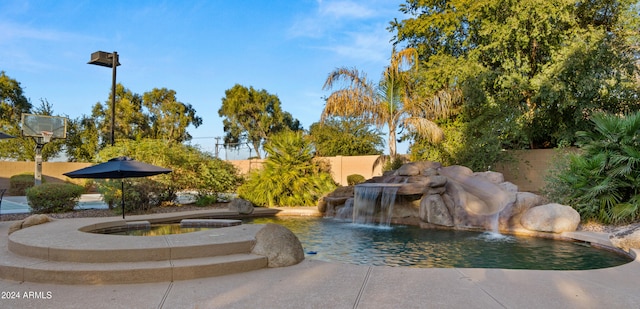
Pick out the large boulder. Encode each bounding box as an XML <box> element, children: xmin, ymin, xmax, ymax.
<box><xmin>318</xmin><ymin>186</ymin><xmax>354</xmax><ymax>215</ymax></box>
<box><xmin>499</xmin><ymin>192</ymin><xmax>545</xmax><ymax>231</ymax></box>
<box><xmin>228</xmin><ymin>198</ymin><xmax>254</xmax><ymax>215</ymax></box>
<box><xmin>319</xmin><ymin>196</ymin><xmax>351</xmax><ymax>216</ymax></box>
<box><xmin>396</xmin><ymin>161</ymin><xmax>442</xmax><ymax>176</ymax></box>
<box><xmin>22</xmin><ymin>214</ymin><xmax>53</xmax><ymax>228</ymax></box>
<box><xmin>404</xmin><ymin>175</ymin><xmax>447</xmax><ymax>187</ymax></box>
<box><xmin>397</xmin><ymin>182</ymin><xmax>428</xmax><ymax>195</ymax></box>
<box><xmin>473</xmin><ymin>171</ymin><xmax>505</xmax><ymax>184</ymax></box>
<box><xmin>499</xmin><ymin>181</ymin><xmax>519</xmax><ymax>194</ymax></box>
<box><xmin>444</xmin><ymin>180</ymin><xmax>489</xmax><ymax>218</ymax></box>
<box><xmin>390</xmin><ymin>195</ymin><xmax>421</xmax><ymax>218</ymax></box>
<box><xmin>609</xmin><ymin>224</ymin><xmax>640</xmax><ymax>252</ymax></box>
<box><xmin>439</xmin><ymin>165</ymin><xmax>514</xmax><ymax>215</ymax></box>
<box><xmin>252</xmin><ymin>223</ymin><xmax>304</xmax><ymax>267</ymax></box>
<box><xmin>8</xmin><ymin>221</ymin><xmax>22</xmax><ymax>235</ymax></box>
<box><xmin>520</xmin><ymin>203</ymin><xmax>580</xmax><ymax>233</ymax></box>
<box><xmin>419</xmin><ymin>194</ymin><xmax>453</xmax><ymax>227</ymax></box>
<box><xmin>8</xmin><ymin>214</ymin><xmax>53</xmax><ymax>235</ymax></box>
<box><xmin>396</xmin><ymin>175</ymin><xmax>448</xmax><ymax>196</ymax></box>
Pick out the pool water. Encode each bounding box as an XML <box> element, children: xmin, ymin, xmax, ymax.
<box><xmin>96</xmin><ymin>224</ymin><xmax>214</xmax><ymax>236</ymax></box>
<box><xmin>244</xmin><ymin>216</ymin><xmax>632</xmax><ymax>270</ymax></box>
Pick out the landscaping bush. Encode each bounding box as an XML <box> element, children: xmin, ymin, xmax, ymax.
<box><xmin>98</xmin><ymin>178</ymin><xmax>173</xmax><ymax>214</ymax></box>
<box><xmin>195</xmin><ymin>194</ymin><xmax>218</xmax><ymax>206</ymax></box>
<box><xmin>347</xmin><ymin>174</ymin><xmax>366</xmax><ymax>186</ymax></box>
<box><xmin>543</xmin><ymin>111</ymin><xmax>640</xmax><ymax>224</ymax></box>
<box><xmin>409</xmin><ymin>117</ymin><xmax>505</xmax><ymax>172</ymax></box>
<box><xmin>383</xmin><ymin>156</ymin><xmax>406</xmax><ymax>172</ymax></box>
<box><xmin>9</xmin><ymin>173</ymin><xmax>39</xmax><ymax>195</ymax></box>
<box><xmin>96</xmin><ymin>139</ymin><xmax>241</xmax><ymax>199</ymax></box>
<box><xmin>26</xmin><ymin>183</ymin><xmax>84</xmax><ymax>213</ymax></box>
<box><xmin>238</xmin><ymin>131</ymin><xmax>337</xmax><ymax>207</ymax></box>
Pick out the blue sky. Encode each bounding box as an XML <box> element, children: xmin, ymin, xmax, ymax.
<box><xmin>0</xmin><ymin>0</ymin><xmax>407</xmax><ymax>156</ymax></box>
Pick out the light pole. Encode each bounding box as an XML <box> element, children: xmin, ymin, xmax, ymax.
<box><xmin>88</xmin><ymin>51</ymin><xmax>120</xmax><ymax>146</ymax></box>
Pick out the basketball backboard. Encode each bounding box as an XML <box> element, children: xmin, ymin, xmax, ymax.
<box><xmin>21</xmin><ymin>113</ymin><xmax>67</xmax><ymax>139</ymax></box>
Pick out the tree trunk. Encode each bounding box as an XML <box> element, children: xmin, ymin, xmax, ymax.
<box><xmin>252</xmin><ymin>140</ymin><xmax>262</xmax><ymax>159</ymax></box>
<box><xmin>388</xmin><ymin>126</ymin><xmax>397</xmax><ymax>157</ymax></box>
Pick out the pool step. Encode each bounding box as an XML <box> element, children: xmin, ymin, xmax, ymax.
<box><xmin>8</xmin><ymin>223</ymin><xmax>263</xmax><ymax>263</ymax></box>
<box><xmin>0</xmin><ymin>216</ymin><xmax>277</xmax><ymax>284</ymax></box>
<box><xmin>0</xmin><ymin>251</ymin><xmax>268</xmax><ymax>284</ymax></box>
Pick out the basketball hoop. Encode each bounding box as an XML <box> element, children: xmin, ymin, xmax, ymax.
<box><xmin>40</xmin><ymin>131</ymin><xmax>54</xmax><ymax>144</ymax></box>
<box><xmin>21</xmin><ymin>113</ymin><xmax>68</xmax><ymax>187</ymax></box>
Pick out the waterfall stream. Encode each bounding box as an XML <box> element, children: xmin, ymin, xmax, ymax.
<box><xmin>353</xmin><ymin>184</ymin><xmax>402</xmax><ymax>227</ymax></box>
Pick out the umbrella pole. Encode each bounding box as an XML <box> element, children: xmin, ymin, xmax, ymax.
<box><xmin>121</xmin><ymin>180</ymin><xmax>125</xmax><ymax>219</ymax></box>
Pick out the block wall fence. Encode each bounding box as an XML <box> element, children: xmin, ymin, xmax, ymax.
<box><xmin>0</xmin><ymin>150</ymin><xmax>560</xmax><ymax>195</ymax></box>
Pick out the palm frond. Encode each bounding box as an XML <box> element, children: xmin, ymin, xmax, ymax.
<box><xmin>385</xmin><ymin>47</ymin><xmax>418</xmax><ymax>77</ymax></box>
<box><xmin>322</xmin><ymin>90</ymin><xmax>379</xmax><ymax>122</ymax></box>
<box><xmin>610</xmin><ymin>202</ymin><xmax>639</xmax><ymax>224</ymax></box>
<box><xmin>322</xmin><ymin>67</ymin><xmax>371</xmax><ymax>91</ymax></box>
<box><xmin>403</xmin><ymin>117</ymin><xmax>444</xmax><ymax>143</ymax></box>
<box><xmin>404</xmin><ymin>88</ymin><xmax>461</xmax><ymax>120</ymax></box>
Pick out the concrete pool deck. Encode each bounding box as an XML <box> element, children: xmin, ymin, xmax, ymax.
<box><xmin>0</xmin><ymin>209</ymin><xmax>638</xmax><ymax>308</ymax></box>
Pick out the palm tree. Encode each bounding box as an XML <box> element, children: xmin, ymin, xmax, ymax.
<box><xmin>237</xmin><ymin>130</ymin><xmax>337</xmax><ymax>207</ymax></box>
<box><xmin>569</xmin><ymin>112</ymin><xmax>640</xmax><ymax>223</ymax></box>
<box><xmin>321</xmin><ymin>48</ymin><xmax>458</xmax><ymax>159</ymax></box>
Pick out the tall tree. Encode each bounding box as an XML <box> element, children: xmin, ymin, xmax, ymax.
<box><xmin>218</xmin><ymin>84</ymin><xmax>302</xmax><ymax>159</ymax></box>
<box><xmin>0</xmin><ymin>71</ymin><xmax>29</xmax><ymax>159</ymax></box>
<box><xmin>64</xmin><ymin>115</ymin><xmax>100</xmax><ymax>162</ymax></box>
<box><xmin>308</xmin><ymin>116</ymin><xmax>384</xmax><ymax>157</ymax></box>
<box><xmin>91</xmin><ymin>85</ymin><xmax>202</xmax><ymax>147</ymax></box>
<box><xmin>0</xmin><ymin>74</ymin><xmax>65</xmax><ymax>161</ymax></box>
<box><xmin>390</xmin><ymin>0</ymin><xmax>640</xmax><ymax>149</ymax></box>
<box><xmin>142</xmin><ymin>88</ymin><xmax>202</xmax><ymax>142</ymax></box>
<box><xmin>322</xmin><ymin>48</ymin><xmax>454</xmax><ymax>157</ymax></box>
<box><xmin>0</xmin><ymin>71</ymin><xmax>32</xmax><ymax>125</ymax></box>
<box><xmin>91</xmin><ymin>84</ymin><xmax>148</xmax><ymax>146</ymax></box>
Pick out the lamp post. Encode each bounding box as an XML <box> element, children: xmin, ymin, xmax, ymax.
<box><xmin>88</xmin><ymin>51</ymin><xmax>120</xmax><ymax>146</ymax></box>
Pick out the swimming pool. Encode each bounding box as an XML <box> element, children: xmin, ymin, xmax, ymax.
<box><xmin>245</xmin><ymin>216</ymin><xmax>632</xmax><ymax>270</ymax></box>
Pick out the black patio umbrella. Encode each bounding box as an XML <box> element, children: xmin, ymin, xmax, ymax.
<box><xmin>63</xmin><ymin>156</ymin><xmax>172</xmax><ymax>218</ymax></box>
<box><xmin>0</xmin><ymin>132</ymin><xmax>15</xmax><ymax>139</ymax></box>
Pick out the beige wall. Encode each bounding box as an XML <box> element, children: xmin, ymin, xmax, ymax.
<box><xmin>0</xmin><ymin>162</ymin><xmax>92</xmax><ymax>191</ymax></box>
<box><xmin>228</xmin><ymin>155</ymin><xmax>383</xmax><ymax>186</ymax></box>
<box><xmin>227</xmin><ymin>159</ymin><xmax>265</xmax><ymax>175</ymax></box>
<box><xmin>0</xmin><ymin>150</ymin><xmax>560</xmax><ymax>195</ymax></box>
<box><xmin>492</xmin><ymin>149</ymin><xmax>565</xmax><ymax>193</ymax></box>
<box><xmin>321</xmin><ymin>155</ymin><xmax>383</xmax><ymax>185</ymax></box>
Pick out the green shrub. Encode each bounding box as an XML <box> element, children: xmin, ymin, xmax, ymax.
<box><xmin>98</xmin><ymin>178</ymin><xmax>173</xmax><ymax>214</ymax></box>
<box><xmin>347</xmin><ymin>174</ymin><xmax>366</xmax><ymax>186</ymax></box>
<box><xmin>195</xmin><ymin>194</ymin><xmax>218</xmax><ymax>206</ymax></box>
<box><xmin>372</xmin><ymin>155</ymin><xmax>408</xmax><ymax>173</ymax></box>
<box><xmin>543</xmin><ymin>111</ymin><xmax>640</xmax><ymax>224</ymax></box>
<box><xmin>383</xmin><ymin>156</ymin><xmax>407</xmax><ymax>172</ymax></box>
<box><xmin>26</xmin><ymin>183</ymin><xmax>84</xmax><ymax>213</ymax></box>
<box><xmin>96</xmin><ymin>139</ymin><xmax>241</xmax><ymax>197</ymax></box>
<box><xmin>238</xmin><ymin>131</ymin><xmax>337</xmax><ymax>207</ymax></box>
<box><xmin>409</xmin><ymin>116</ymin><xmax>505</xmax><ymax>172</ymax></box>
<box><xmin>9</xmin><ymin>173</ymin><xmax>39</xmax><ymax>195</ymax></box>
